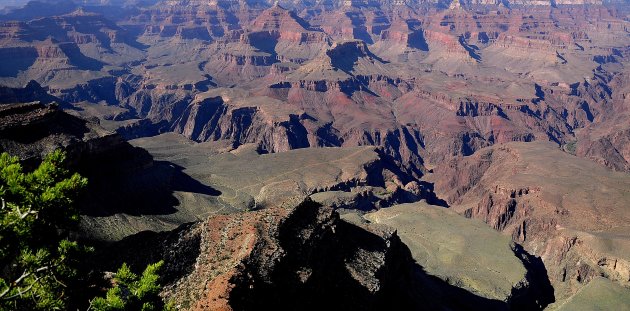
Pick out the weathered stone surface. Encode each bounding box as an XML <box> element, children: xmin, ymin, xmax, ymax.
<box><xmin>3</xmin><ymin>1</ymin><xmax>630</xmax><ymax>176</ymax></box>
<box><xmin>132</xmin><ymin>133</ymin><xmax>412</xmax><ymax>210</ymax></box>
<box><xmin>154</xmin><ymin>199</ymin><xmax>425</xmax><ymax>311</ymax></box>
<box><xmin>0</xmin><ymin>101</ymin><xmax>151</xmax><ymax>171</ymax></box>
<box><xmin>365</xmin><ymin>202</ymin><xmax>529</xmax><ymax>303</ymax></box>
<box><xmin>2</xmin><ymin>1</ymin><xmax>630</xmax><ymax>309</ymax></box>
<box><xmin>429</xmin><ymin>141</ymin><xmax>630</xmax><ymax>302</ymax></box>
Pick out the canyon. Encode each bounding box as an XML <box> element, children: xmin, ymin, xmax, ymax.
<box><xmin>1</xmin><ymin>0</ymin><xmax>630</xmax><ymax>309</ymax></box>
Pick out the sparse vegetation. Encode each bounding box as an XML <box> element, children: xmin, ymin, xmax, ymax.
<box><xmin>0</xmin><ymin>150</ymin><xmax>88</xmax><ymax>310</ymax></box>
<box><xmin>563</xmin><ymin>141</ymin><xmax>577</xmax><ymax>155</ymax></box>
<box><xmin>0</xmin><ymin>151</ymin><xmax>170</xmax><ymax>311</ymax></box>
<box><xmin>90</xmin><ymin>261</ymin><xmax>171</xmax><ymax>311</ymax></box>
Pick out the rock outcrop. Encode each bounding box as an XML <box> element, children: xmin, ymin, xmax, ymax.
<box><xmin>163</xmin><ymin>199</ymin><xmax>425</xmax><ymax>311</ymax></box>
<box><xmin>100</xmin><ymin>198</ymin><xmax>554</xmax><ymax>310</ymax></box>
<box><xmin>2</xmin><ymin>0</ymin><xmax>630</xmax><ymax>175</ymax></box>
<box><xmin>429</xmin><ymin>141</ymin><xmax>630</xmax><ymax>301</ymax></box>
<box><xmin>0</xmin><ymin>101</ymin><xmax>151</xmax><ymax>171</ymax></box>
<box><xmin>364</xmin><ymin>202</ymin><xmax>554</xmax><ymax>309</ymax></box>
<box><xmin>2</xmin><ymin>1</ymin><xmax>630</xmax><ymax>308</ymax></box>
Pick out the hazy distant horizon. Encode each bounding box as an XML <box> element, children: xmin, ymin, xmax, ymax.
<box><xmin>0</xmin><ymin>0</ymin><xmax>28</xmax><ymax>10</ymax></box>
<box><xmin>0</xmin><ymin>0</ymin><xmax>114</xmax><ymax>10</ymax></box>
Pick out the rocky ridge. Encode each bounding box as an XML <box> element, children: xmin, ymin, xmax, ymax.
<box><xmin>1</xmin><ymin>0</ymin><xmax>630</xmax><ymax>309</ymax></box>
<box><xmin>100</xmin><ymin>198</ymin><xmax>556</xmax><ymax>310</ymax></box>
<box><xmin>428</xmin><ymin>141</ymin><xmax>630</xmax><ymax>300</ymax></box>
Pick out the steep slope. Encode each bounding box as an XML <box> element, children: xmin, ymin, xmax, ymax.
<box><xmin>249</xmin><ymin>4</ymin><xmax>330</xmax><ymax>62</ymax></box>
<box><xmin>99</xmin><ymin>198</ymin><xmax>553</xmax><ymax>310</ymax></box>
<box><xmin>570</xmin><ymin>66</ymin><xmax>630</xmax><ymax>172</ymax></box>
<box><xmin>0</xmin><ymin>101</ymin><xmax>149</xmax><ymax>169</ymax></box>
<box><xmin>365</xmin><ymin>202</ymin><xmax>554</xmax><ymax>309</ymax></box>
<box><xmin>554</xmin><ymin>277</ymin><xmax>630</xmax><ymax>311</ymax></box>
<box><xmin>2</xmin><ymin>1</ymin><xmax>628</xmax><ymax>176</ymax></box>
<box><xmin>428</xmin><ymin>141</ymin><xmax>630</xmax><ymax>301</ymax></box>
<box><xmin>0</xmin><ymin>9</ymin><xmax>145</xmax><ymax>91</ymax></box>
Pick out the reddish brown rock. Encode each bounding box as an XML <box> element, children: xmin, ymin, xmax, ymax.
<box><xmin>428</xmin><ymin>141</ymin><xmax>630</xmax><ymax>300</ymax></box>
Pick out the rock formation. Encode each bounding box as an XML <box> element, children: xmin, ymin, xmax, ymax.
<box><xmin>2</xmin><ymin>0</ymin><xmax>630</xmax><ymax>308</ymax></box>
<box><xmin>429</xmin><ymin>141</ymin><xmax>630</xmax><ymax>301</ymax></box>
<box><xmin>99</xmin><ymin>198</ymin><xmax>554</xmax><ymax>310</ymax></box>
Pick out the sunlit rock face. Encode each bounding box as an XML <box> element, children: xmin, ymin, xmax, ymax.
<box><xmin>2</xmin><ymin>0</ymin><xmax>630</xmax><ymax>309</ymax></box>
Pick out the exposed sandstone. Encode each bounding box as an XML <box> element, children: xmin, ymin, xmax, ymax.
<box><xmin>428</xmin><ymin>141</ymin><xmax>630</xmax><ymax>301</ymax></box>
<box><xmin>149</xmin><ymin>199</ymin><xmax>426</xmax><ymax>310</ymax></box>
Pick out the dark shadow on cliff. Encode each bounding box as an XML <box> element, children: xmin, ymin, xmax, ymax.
<box><xmin>0</xmin><ymin>102</ymin><xmax>91</xmax><ymax>169</ymax></box>
<box><xmin>372</xmin><ymin>147</ymin><xmax>447</xmax><ymax>207</ymax></box>
<box><xmin>228</xmin><ymin>202</ymin><xmax>529</xmax><ymax>311</ymax></box>
<box><xmin>0</xmin><ymin>81</ymin><xmax>63</xmax><ymax>105</ymax></box>
<box><xmin>329</xmin><ymin>46</ymin><xmax>388</xmax><ymax>74</ymax></box>
<box><xmin>0</xmin><ymin>102</ymin><xmax>219</xmax><ymax>217</ymax></box>
<box><xmin>408</xmin><ymin>30</ymin><xmax>429</xmax><ymax>51</ymax></box>
<box><xmin>409</xmin><ymin>262</ymin><xmax>509</xmax><ymax>311</ymax></box>
<box><xmin>511</xmin><ymin>244</ymin><xmax>556</xmax><ymax>310</ymax></box>
<box><xmin>344</xmin><ymin>12</ymin><xmax>373</xmax><ymax>44</ymax></box>
<box><xmin>459</xmin><ymin>36</ymin><xmax>481</xmax><ymax>62</ymax></box>
<box><xmin>89</xmin><ymin>221</ymin><xmax>202</xmax><ymax>286</ymax></box>
<box><xmin>0</xmin><ymin>47</ymin><xmax>37</xmax><ymax>77</ymax></box>
<box><xmin>59</xmin><ymin>43</ymin><xmax>105</xmax><ymax>71</ymax></box>
<box><xmin>85</xmin><ymin>200</ymin><xmax>552</xmax><ymax>310</ymax></box>
<box><xmin>248</xmin><ymin>31</ymin><xmax>279</xmax><ymax>56</ymax></box>
<box><xmin>79</xmin><ymin>159</ymin><xmax>221</xmax><ymax>217</ymax></box>
<box><xmin>417</xmin><ymin>181</ymin><xmax>449</xmax><ymax>207</ymax></box>
<box><xmin>0</xmin><ymin>104</ymin><xmax>89</xmax><ymax>144</ymax></box>
<box><xmin>228</xmin><ymin>203</ymin><xmax>422</xmax><ymax>311</ymax></box>
<box><xmin>115</xmin><ymin>119</ymin><xmax>170</xmax><ymax>140</ymax></box>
